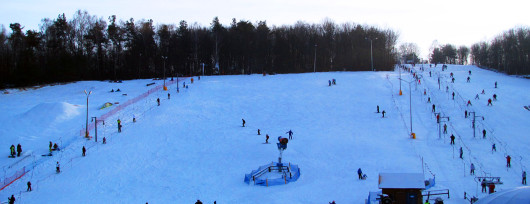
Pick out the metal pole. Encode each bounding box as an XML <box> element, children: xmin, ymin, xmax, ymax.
<box><xmin>93</xmin><ymin>117</ymin><xmax>98</xmax><ymax>142</ymax></box>
<box><xmin>84</xmin><ymin>90</ymin><xmax>91</xmax><ymax>138</ymax></box>
<box><xmin>313</xmin><ymin>44</ymin><xmax>317</xmax><ymax>73</ymax></box>
<box><xmin>409</xmin><ymin>82</ymin><xmax>412</xmax><ymax>133</ymax></box>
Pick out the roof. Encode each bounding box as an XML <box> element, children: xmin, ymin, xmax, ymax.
<box><xmin>378</xmin><ymin>173</ymin><xmax>425</xmax><ymax>189</ymax></box>
<box><xmin>475</xmin><ymin>186</ymin><xmax>530</xmax><ymax>204</ymax></box>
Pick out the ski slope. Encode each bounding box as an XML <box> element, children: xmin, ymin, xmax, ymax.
<box><xmin>1</xmin><ymin>65</ymin><xmax>529</xmax><ymax>203</ymax></box>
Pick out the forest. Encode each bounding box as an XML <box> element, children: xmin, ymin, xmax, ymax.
<box><xmin>0</xmin><ymin>10</ymin><xmax>399</xmax><ymax>88</ymax></box>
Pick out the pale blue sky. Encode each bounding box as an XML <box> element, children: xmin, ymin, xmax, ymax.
<box><xmin>1</xmin><ymin>0</ymin><xmax>528</xmax><ymax>59</ymax></box>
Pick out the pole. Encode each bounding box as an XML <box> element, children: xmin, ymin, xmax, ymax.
<box><xmin>84</xmin><ymin>90</ymin><xmax>91</xmax><ymax>138</ymax></box>
<box><xmin>409</xmin><ymin>82</ymin><xmax>412</xmax><ymax>133</ymax></box>
<box><xmin>313</xmin><ymin>44</ymin><xmax>317</xmax><ymax>73</ymax></box>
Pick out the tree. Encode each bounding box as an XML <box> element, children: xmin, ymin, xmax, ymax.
<box><xmin>457</xmin><ymin>46</ymin><xmax>470</xmax><ymax>65</ymax></box>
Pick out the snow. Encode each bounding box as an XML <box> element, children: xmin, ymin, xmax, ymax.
<box><xmin>378</xmin><ymin>173</ymin><xmax>425</xmax><ymax>189</ymax></box>
<box><xmin>1</xmin><ymin>65</ymin><xmax>529</xmax><ymax>203</ymax></box>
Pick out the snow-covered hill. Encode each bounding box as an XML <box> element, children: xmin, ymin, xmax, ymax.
<box><xmin>1</xmin><ymin>65</ymin><xmax>529</xmax><ymax>203</ymax></box>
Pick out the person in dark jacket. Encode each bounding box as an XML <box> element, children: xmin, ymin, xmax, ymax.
<box><xmin>450</xmin><ymin>134</ymin><xmax>455</xmax><ymax>145</ymax></box>
<box><xmin>8</xmin><ymin>195</ymin><xmax>15</xmax><ymax>204</ymax></box>
<box><xmin>357</xmin><ymin>168</ymin><xmax>363</xmax><ymax>179</ymax></box>
<box><xmin>27</xmin><ymin>181</ymin><xmax>32</xmax><ymax>191</ymax></box>
<box><xmin>242</xmin><ymin>119</ymin><xmax>246</xmax><ymax>127</ymax></box>
<box><xmin>16</xmin><ymin>144</ymin><xmax>22</xmax><ymax>157</ymax></box>
<box><xmin>523</xmin><ymin>171</ymin><xmax>527</xmax><ymax>185</ymax></box>
<box><xmin>82</xmin><ymin>146</ymin><xmax>86</xmax><ymax>156</ymax></box>
<box><xmin>10</xmin><ymin>145</ymin><xmax>15</xmax><ymax>157</ymax></box>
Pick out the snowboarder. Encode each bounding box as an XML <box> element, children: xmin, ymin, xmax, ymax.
<box><xmin>377</xmin><ymin>105</ymin><xmax>380</xmax><ymax>113</ymax></box>
<box><xmin>495</xmin><ymin>81</ymin><xmax>497</xmax><ymax>88</ymax></box>
<box><xmin>56</xmin><ymin>161</ymin><xmax>60</xmax><ymax>173</ymax></box>
<box><xmin>82</xmin><ymin>146</ymin><xmax>86</xmax><ymax>156</ymax></box>
<box><xmin>27</xmin><ymin>181</ymin><xmax>32</xmax><ymax>191</ymax></box>
<box><xmin>506</xmin><ymin>155</ymin><xmax>511</xmax><ymax>167</ymax></box>
<box><xmin>443</xmin><ymin>124</ymin><xmax>447</xmax><ymax>134</ymax></box>
<box><xmin>432</xmin><ymin>104</ymin><xmax>436</xmax><ymax>112</ymax></box>
<box><xmin>265</xmin><ymin>134</ymin><xmax>269</xmax><ymax>143</ymax></box>
<box><xmin>470</xmin><ymin>163</ymin><xmax>475</xmax><ymax>175</ymax></box>
<box><xmin>242</xmin><ymin>119</ymin><xmax>246</xmax><ymax>127</ymax></box>
<box><xmin>483</xmin><ymin>129</ymin><xmax>487</xmax><ymax>138</ymax></box>
<box><xmin>465</xmin><ymin>110</ymin><xmax>468</xmax><ymax>118</ymax></box>
<box><xmin>357</xmin><ymin>168</ymin><xmax>363</xmax><ymax>179</ymax></box>
<box><xmin>257</xmin><ymin>129</ymin><xmax>261</xmax><ymax>135</ymax></box>
<box><xmin>382</xmin><ymin>110</ymin><xmax>386</xmax><ymax>118</ymax></box>
<box><xmin>103</xmin><ymin>137</ymin><xmax>106</xmax><ymax>144</ymax></box>
<box><xmin>8</xmin><ymin>195</ymin><xmax>15</xmax><ymax>204</ymax></box>
<box><xmin>286</xmin><ymin>130</ymin><xmax>293</xmax><ymax>140</ymax></box>
<box><xmin>493</xmin><ymin>94</ymin><xmax>497</xmax><ymax>101</ymax></box>
<box><xmin>481</xmin><ymin>179</ymin><xmax>487</xmax><ymax>192</ymax></box>
<box><xmin>487</xmin><ymin>98</ymin><xmax>492</xmax><ymax>106</ymax></box>
<box><xmin>492</xmin><ymin>144</ymin><xmax>496</xmax><ymax>152</ymax></box>
<box><xmin>523</xmin><ymin>171</ymin><xmax>527</xmax><ymax>185</ymax></box>
<box><xmin>467</xmin><ymin>100</ymin><xmax>472</xmax><ymax>106</ymax></box>
<box><xmin>117</xmin><ymin>119</ymin><xmax>122</xmax><ymax>133</ymax></box>
<box><xmin>10</xmin><ymin>144</ymin><xmax>15</xmax><ymax>157</ymax></box>
<box><xmin>168</xmin><ymin>93</ymin><xmax>170</xmax><ymax>99</ymax></box>
<box><xmin>467</xmin><ymin>76</ymin><xmax>470</xmax><ymax>82</ymax></box>
<box><xmin>157</xmin><ymin>98</ymin><xmax>160</xmax><ymax>106</ymax></box>
<box><xmin>452</xmin><ymin>92</ymin><xmax>455</xmax><ymax>100</ymax></box>
<box><xmin>450</xmin><ymin>134</ymin><xmax>455</xmax><ymax>145</ymax></box>
<box><xmin>16</xmin><ymin>144</ymin><xmax>22</xmax><ymax>157</ymax></box>
<box><xmin>459</xmin><ymin>147</ymin><xmax>463</xmax><ymax>159</ymax></box>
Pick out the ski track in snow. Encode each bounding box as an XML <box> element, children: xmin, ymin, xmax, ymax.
<box><xmin>1</xmin><ymin>67</ymin><xmax>529</xmax><ymax>203</ymax></box>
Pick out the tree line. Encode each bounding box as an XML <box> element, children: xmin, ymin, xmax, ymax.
<box><xmin>0</xmin><ymin>10</ymin><xmax>398</xmax><ymax>88</ymax></box>
<box><xmin>470</xmin><ymin>27</ymin><xmax>530</xmax><ymax>75</ymax></box>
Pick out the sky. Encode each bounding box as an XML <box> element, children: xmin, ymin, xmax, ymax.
<box><xmin>1</xmin><ymin>0</ymin><xmax>529</xmax><ymax>59</ymax></box>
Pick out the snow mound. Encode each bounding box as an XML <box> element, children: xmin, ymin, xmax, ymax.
<box><xmin>22</xmin><ymin>102</ymin><xmax>81</xmax><ymax>123</ymax></box>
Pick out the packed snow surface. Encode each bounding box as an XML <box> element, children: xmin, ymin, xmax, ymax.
<box><xmin>1</xmin><ymin>65</ymin><xmax>529</xmax><ymax>203</ymax></box>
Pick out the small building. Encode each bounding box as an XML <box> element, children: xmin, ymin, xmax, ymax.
<box><xmin>378</xmin><ymin>173</ymin><xmax>425</xmax><ymax>204</ymax></box>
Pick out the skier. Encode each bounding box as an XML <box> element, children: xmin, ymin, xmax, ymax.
<box><xmin>469</xmin><ymin>70</ymin><xmax>471</xmax><ymax>75</ymax></box>
<box><xmin>103</xmin><ymin>137</ymin><xmax>106</xmax><ymax>144</ymax></box>
<box><xmin>332</xmin><ymin>79</ymin><xmax>336</xmax><ymax>85</ymax></box>
<box><xmin>432</xmin><ymin>104</ymin><xmax>436</xmax><ymax>112</ymax></box>
<box><xmin>191</xmin><ymin>78</ymin><xmax>194</xmax><ymax>84</ymax></box>
<box><xmin>329</xmin><ymin>201</ymin><xmax>336</xmax><ymax>204</ymax></box>
<box><xmin>483</xmin><ymin>129</ymin><xmax>487</xmax><ymax>138</ymax></box>
<box><xmin>452</xmin><ymin>92</ymin><xmax>455</xmax><ymax>100</ymax></box>
<box><xmin>475</xmin><ymin>94</ymin><xmax>480</xmax><ymax>99</ymax></box>
<box><xmin>377</xmin><ymin>105</ymin><xmax>380</xmax><ymax>113</ymax></box>
<box><xmin>470</xmin><ymin>163</ymin><xmax>475</xmax><ymax>175</ymax></box>
<box><xmin>195</xmin><ymin>200</ymin><xmax>203</xmax><ymax>204</ymax></box>
<box><xmin>49</xmin><ymin>141</ymin><xmax>52</xmax><ymax>152</ymax></box>
<box><xmin>427</xmin><ymin>97</ymin><xmax>431</xmax><ymax>103</ymax></box>
<box><xmin>506</xmin><ymin>155</ymin><xmax>511</xmax><ymax>167</ymax></box>
<box><xmin>450</xmin><ymin>134</ymin><xmax>455</xmax><ymax>145</ymax></box>
<box><xmin>242</xmin><ymin>119</ymin><xmax>246</xmax><ymax>127</ymax></box>
<box><xmin>82</xmin><ymin>146</ymin><xmax>86</xmax><ymax>157</ymax></box>
<box><xmin>133</xmin><ymin>115</ymin><xmax>136</xmax><ymax>123</ymax></box>
<box><xmin>429</xmin><ymin>71</ymin><xmax>431</xmax><ymax>77</ymax></box>
<box><xmin>257</xmin><ymin>129</ymin><xmax>261</xmax><ymax>135</ymax></box>
<box><xmin>492</xmin><ymin>144</ymin><xmax>496</xmax><ymax>152</ymax></box>
<box><xmin>425</xmin><ymin>199</ymin><xmax>430</xmax><ymax>204</ymax></box>
<box><xmin>443</xmin><ymin>124</ymin><xmax>447</xmax><ymax>134</ymax></box>
<box><xmin>481</xmin><ymin>179</ymin><xmax>487</xmax><ymax>193</ymax></box>
<box><xmin>495</xmin><ymin>81</ymin><xmax>497</xmax><ymax>88</ymax></box>
<box><xmin>481</xmin><ymin>89</ymin><xmax>485</xmax><ymax>94</ymax></box>
<box><xmin>523</xmin><ymin>171</ymin><xmax>527</xmax><ymax>185</ymax></box>
<box><xmin>265</xmin><ymin>134</ymin><xmax>269</xmax><ymax>143</ymax></box>
<box><xmin>436</xmin><ymin>114</ymin><xmax>440</xmax><ymax>123</ymax></box>
<box><xmin>493</xmin><ymin>94</ymin><xmax>497</xmax><ymax>101</ymax></box>
<box><xmin>56</xmin><ymin>161</ymin><xmax>60</xmax><ymax>173</ymax></box>
<box><xmin>488</xmin><ymin>183</ymin><xmax>495</xmax><ymax>194</ymax></box>
<box><xmin>8</xmin><ymin>195</ymin><xmax>15</xmax><ymax>204</ymax></box>
<box><xmin>451</xmin><ymin>78</ymin><xmax>455</xmax><ymax>83</ymax></box>
<box><xmin>27</xmin><ymin>181</ymin><xmax>32</xmax><ymax>191</ymax></box>
<box><xmin>117</xmin><ymin>119</ymin><xmax>122</xmax><ymax>133</ymax></box>
<box><xmin>487</xmin><ymin>98</ymin><xmax>492</xmax><ymax>106</ymax></box>
<box><xmin>286</xmin><ymin>130</ymin><xmax>293</xmax><ymax>140</ymax></box>
<box><xmin>467</xmin><ymin>100</ymin><xmax>472</xmax><ymax>106</ymax></box>
<box><xmin>450</xmin><ymin>72</ymin><xmax>454</xmax><ymax>78</ymax></box>
<box><xmin>328</xmin><ymin>80</ymin><xmax>331</xmax><ymax>86</ymax></box>
<box><xmin>357</xmin><ymin>168</ymin><xmax>363</xmax><ymax>179</ymax></box>
<box><xmin>382</xmin><ymin>110</ymin><xmax>386</xmax><ymax>118</ymax></box>
<box><xmin>53</xmin><ymin>143</ymin><xmax>59</xmax><ymax>151</ymax></box>
<box><xmin>10</xmin><ymin>144</ymin><xmax>15</xmax><ymax>157</ymax></box>
<box><xmin>467</xmin><ymin>76</ymin><xmax>470</xmax><ymax>82</ymax></box>
<box><xmin>16</xmin><ymin>144</ymin><xmax>22</xmax><ymax>157</ymax></box>
<box><xmin>459</xmin><ymin>147</ymin><xmax>463</xmax><ymax>159</ymax></box>
<box><xmin>157</xmin><ymin>98</ymin><xmax>160</xmax><ymax>106</ymax></box>
<box><xmin>168</xmin><ymin>93</ymin><xmax>170</xmax><ymax>99</ymax></box>
<box><xmin>465</xmin><ymin>110</ymin><xmax>468</xmax><ymax>118</ymax></box>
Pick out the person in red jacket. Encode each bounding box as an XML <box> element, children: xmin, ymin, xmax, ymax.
<box><xmin>487</xmin><ymin>98</ymin><xmax>492</xmax><ymax>106</ymax></box>
<box><xmin>506</xmin><ymin>155</ymin><xmax>511</xmax><ymax>167</ymax></box>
